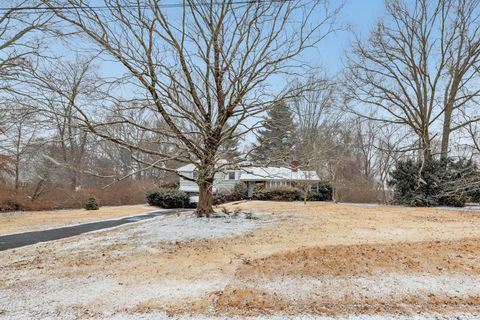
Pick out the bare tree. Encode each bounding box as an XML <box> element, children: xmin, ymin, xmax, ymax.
<box><xmin>0</xmin><ymin>1</ymin><xmax>51</xmax><ymax>96</ymax></box>
<box><xmin>290</xmin><ymin>75</ymin><xmax>337</xmax><ymax>165</ymax></box>
<box><xmin>345</xmin><ymin>0</ymin><xmax>480</xmax><ymax>161</ymax></box>
<box><xmin>0</xmin><ymin>1</ymin><xmax>52</xmax><ymax>187</ymax></box>
<box><xmin>43</xmin><ymin>0</ymin><xmax>339</xmax><ymax>216</ymax></box>
<box><xmin>0</xmin><ymin>125</ymin><xmax>14</xmax><ymax>181</ymax></box>
<box><xmin>288</xmin><ymin>76</ymin><xmax>337</xmax><ymax>201</ymax></box>
<box><xmin>26</xmin><ymin>56</ymin><xmax>105</xmax><ymax>190</ymax></box>
<box><xmin>0</xmin><ymin>106</ymin><xmax>39</xmax><ymax>189</ymax></box>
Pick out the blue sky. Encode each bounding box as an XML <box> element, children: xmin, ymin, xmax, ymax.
<box><xmin>86</xmin><ymin>0</ymin><xmax>386</xmax><ymax>80</ymax></box>
<box><xmin>313</xmin><ymin>0</ymin><xmax>385</xmax><ymax>75</ymax></box>
<box><xmin>40</xmin><ymin>0</ymin><xmax>388</xmax><ymax>148</ymax></box>
<box><xmin>47</xmin><ymin>0</ymin><xmax>387</xmax><ymax>108</ymax></box>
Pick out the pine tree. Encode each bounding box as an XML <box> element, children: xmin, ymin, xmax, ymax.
<box><xmin>251</xmin><ymin>100</ymin><xmax>297</xmax><ymax>165</ymax></box>
<box><xmin>218</xmin><ymin>133</ymin><xmax>242</xmax><ymax>163</ymax></box>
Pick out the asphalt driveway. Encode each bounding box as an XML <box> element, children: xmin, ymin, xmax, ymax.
<box><xmin>0</xmin><ymin>209</ymin><xmax>180</xmax><ymax>251</ymax></box>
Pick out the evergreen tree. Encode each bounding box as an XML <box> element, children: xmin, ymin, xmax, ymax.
<box><xmin>251</xmin><ymin>100</ymin><xmax>297</xmax><ymax>165</ymax></box>
<box><xmin>218</xmin><ymin>132</ymin><xmax>242</xmax><ymax>163</ymax></box>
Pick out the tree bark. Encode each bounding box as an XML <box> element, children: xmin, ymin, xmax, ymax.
<box><xmin>14</xmin><ymin>157</ymin><xmax>20</xmax><ymax>190</ymax></box>
<box><xmin>440</xmin><ymin>102</ymin><xmax>453</xmax><ymax>159</ymax></box>
<box><xmin>70</xmin><ymin>173</ymin><xmax>77</xmax><ymax>191</ymax></box>
<box><xmin>197</xmin><ymin>176</ymin><xmax>214</xmax><ymax>217</ymax></box>
<box><xmin>421</xmin><ymin>129</ymin><xmax>432</xmax><ymax>161</ymax></box>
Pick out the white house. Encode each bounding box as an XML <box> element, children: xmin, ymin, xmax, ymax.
<box><xmin>177</xmin><ymin>162</ymin><xmax>320</xmax><ymax>198</ymax></box>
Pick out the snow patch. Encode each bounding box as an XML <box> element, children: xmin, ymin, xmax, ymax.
<box><xmin>246</xmin><ymin>273</ymin><xmax>480</xmax><ymax>301</ymax></box>
<box><xmin>55</xmin><ymin>212</ymin><xmax>270</xmax><ymax>254</ymax></box>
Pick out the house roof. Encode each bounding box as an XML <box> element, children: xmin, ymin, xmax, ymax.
<box><xmin>176</xmin><ymin>163</ymin><xmax>197</xmax><ymax>172</ymax></box>
<box><xmin>176</xmin><ymin>159</ymin><xmax>232</xmax><ymax>172</ymax></box>
<box><xmin>176</xmin><ymin>163</ymin><xmax>320</xmax><ymax>182</ymax></box>
<box><xmin>239</xmin><ymin>166</ymin><xmax>320</xmax><ymax>182</ymax></box>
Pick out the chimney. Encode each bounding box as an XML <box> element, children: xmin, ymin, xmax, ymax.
<box><xmin>291</xmin><ymin>160</ymin><xmax>299</xmax><ymax>172</ymax></box>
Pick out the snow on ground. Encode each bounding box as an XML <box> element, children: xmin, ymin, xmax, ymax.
<box><xmin>2</xmin><ymin>202</ymin><xmax>480</xmax><ymax>319</ymax></box>
<box><xmin>50</xmin><ymin>312</ymin><xmax>480</xmax><ymax>320</ymax></box>
<box><xmin>126</xmin><ymin>212</ymin><xmax>269</xmax><ymax>243</ymax></box>
<box><xmin>0</xmin><ymin>275</ymin><xmax>229</xmax><ymax>319</ymax></box>
<box><xmin>435</xmin><ymin>203</ymin><xmax>480</xmax><ymax>212</ymax></box>
<box><xmin>54</xmin><ymin>211</ymin><xmax>270</xmax><ymax>253</ymax></box>
<box><xmin>0</xmin><ymin>212</ymin><xmax>273</xmax><ymax>319</ymax></box>
<box><xmin>242</xmin><ymin>273</ymin><xmax>480</xmax><ymax>301</ymax></box>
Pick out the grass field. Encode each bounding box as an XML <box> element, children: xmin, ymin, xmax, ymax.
<box><xmin>1</xmin><ymin>201</ymin><xmax>479</xmax><ymax>319</ymax></box>
<box><xmin>0</xmin><ymin>204</ymin><xmax>153</xmax><ymax>235</ymax></box>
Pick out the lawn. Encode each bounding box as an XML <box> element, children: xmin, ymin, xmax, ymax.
<box><xmin>0</xmin><ymin>204</ymin><xmax>153</xmax><ymax>235</ymax></box>
<box><xmin>1</xmin><ymin>201</ymin><xmax>479</xmax><ymax>319</ymax></box>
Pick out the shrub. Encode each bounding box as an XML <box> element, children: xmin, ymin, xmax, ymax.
<box><xmin>308</xmin><ymin>182</ymin><xmax>333</xmax><ymax>201</ymax></box>
<box><xmin>146</xmin><ymin>188</ymin><xmax>190</xmax><ymax>208</ymax></box>
<box><xmin>233</xmin><ymin>182</ymin><xmax>248</xmax><ymax>199</ymax></box>
<box><xmin>85</xmin><ymin>197</ymin><xmax>99</xmax><ymax>210</ymax></box>
<box><xmin>213</xmin><ymin>191</ymin><xmax>240</xmax><ymax>205</ymax></box>
<box><xmin>252</xmin><ymin>187</ymin><xmax>302</xmax><ymax>201</ymax></box>
<box><xmin>388</xmin><ymin>158</ymin><xmax>476</xmax><ymax>207</ymax></box>
<box><xmin>439</xmin><ymin>194</ymin><xmax>467</xmax><ymax>207</ymax></box>
<box><xmin>251</xmin><ymin>187</ymin><xmax>270</xmax><ymax>200</ymax></box>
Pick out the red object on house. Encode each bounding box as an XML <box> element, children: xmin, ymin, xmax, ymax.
<box><xmin>291</xmin><ymin>160</ymin><xmax>299</xmax><ymax>172</ymax></box>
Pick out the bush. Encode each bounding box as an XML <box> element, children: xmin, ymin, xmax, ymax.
<box><xmin>308</xmin><ymin>182</ymin><xmax>333</xmax><ymax>201</ymax></box>
<box><xmin>388</xmin><ymin>158</ymin><xmax>476</xmax><ymax>207</ymax></box>
<box><xmin>85</xmin><ymin>197</ymin><xmax>99</xmax><ymax>210</ymax></box>
<box><xmin>439</xmin><ymin>194</ymin><xmax>467</xmax><ymax>207</ymax></box>
<box><xmin>146</xmin><ymin>188</ymin><xmax>190</xmax><ymax>208</ymax></box>
<box><xmin>233</xmin><ymin>182</ymin><xmax>248</xmax><ymax>199</ymax></box>
<box><xmin>252</xmin><ymin>187</ymin><xmax>302</xmax><ymax>201</ymax></box>
<box><xmin>251</xmin><ymin>188</ymin><xmax>271</xmax><ymax>200</ymax></box>
<box><xmin>213</xmin><ymin>191</ymin><xmax>240</xmax><ymax>205</ymax></box>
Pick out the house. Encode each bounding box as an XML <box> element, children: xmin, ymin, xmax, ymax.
<box><xmin>177</xmin><ymin>161</ymin><xmax>320</xmax><ymax>199</ymax></box>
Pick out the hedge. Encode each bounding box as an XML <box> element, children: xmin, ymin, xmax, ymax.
<box><xmin>213</xmin><ymin>191</ymin><xmax>241</xmax><ymax>205</ymax></box>
<box><xmin>146</xmin><ymin>188</ymin><xmax>190</xmax><ymax>208</ymax></box>
<box><xmin>252</xmin><ymin>187</ymin><xmax>303</xmax><ymax>201</ymax></box>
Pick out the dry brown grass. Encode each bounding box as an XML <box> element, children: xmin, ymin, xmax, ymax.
<box><xmin>199</xmin><ymin>238</ymin><xmax>480</xmax><ymax>316</ymax></box>
<box><xmin>161</xmin><ymin>202</ymin><xmax>480</xmax><ymax>316</ymax></box>
<box><xmin>0</xmin><ymin>204</ymin><xmax>153</xmax><ymax>235</ymax></box>
<box><xmin>235</xmin><ymin>238</ymin><xmax>480</xmax><ymax>278</ymax></box>
<box><xmin>2</xmin><ymin>201</ymin><xmax>480</xmax><ymax>317</ymax></box>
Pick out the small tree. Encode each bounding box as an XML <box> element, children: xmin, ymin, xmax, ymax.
<box><xmin>85</xmin><ymin>197</ymin><xmax>99</xmax><ymax>210</ymax></box>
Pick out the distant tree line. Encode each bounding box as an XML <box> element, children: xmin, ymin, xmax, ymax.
<box><xmin>2</xmin><ymin>0</ymin><xmax>480</xmax><ymax>211</ymax></box>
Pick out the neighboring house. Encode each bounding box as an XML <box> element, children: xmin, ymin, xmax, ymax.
<box><xmin>177</xmin><ymin>162</ymin><xmax>320</xmax><ymax>198</ymax></box>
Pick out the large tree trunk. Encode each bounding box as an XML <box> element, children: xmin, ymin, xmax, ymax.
<box><xmin>196</xmin><ymin>177</ymin><xmax>214</xmax><ymax>217</ymax></box>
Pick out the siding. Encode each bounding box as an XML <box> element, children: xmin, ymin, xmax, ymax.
<box><xmin>179</xmin><ymin>171</ymin><xmax>238</xmax><ymax>193</ymax></box>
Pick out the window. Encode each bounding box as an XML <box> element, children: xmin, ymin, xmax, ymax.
<box><xmin>225</xmin><ymin>171</ymin><xmax>235</xmax><ymax>180</ymax></box>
